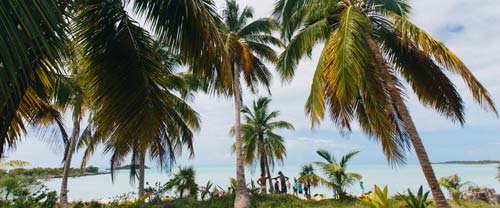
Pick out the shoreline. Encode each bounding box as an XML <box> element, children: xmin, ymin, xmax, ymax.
<box><xmin>45</xmin><ymin>171</ymin><xmax>111</xmax><ymax>179</ymax></box>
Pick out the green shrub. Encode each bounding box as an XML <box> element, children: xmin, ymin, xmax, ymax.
<box><xmin>85</xmin><ymin>166</ymin><xmax>99</xmax><ymax>173</ymax></box>
<box><xmin>400</xmin><ymin>186</ymin><xmax>431</xmax><ymax>208</ymax></box>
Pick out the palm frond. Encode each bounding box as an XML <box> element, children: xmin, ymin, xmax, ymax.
<box><xmin>393</xmin><ymin>15</ymin><xmax>497</xmax><ymax>115</ymax></box>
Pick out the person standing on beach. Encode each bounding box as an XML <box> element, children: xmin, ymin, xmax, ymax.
<box><xmin>257</xmin><ymin>174</ymin><xmax>267</xmax><ymax>194</ymax></box>
<box><xmin>286</xmin><ymin>180</ymin><xmax>292</xmax><ymax>194</ymax></box>
<box><xmin>274</xmin><ymin>171</ymin><xmax>289</xmax><ymax>193</ymax></box>
<box><xmin>274</xmin><ymin>179</ymin><xmax>280</xmax><ymax>193</ymax></box>
<box><xmin>360</xmin><ymin>181</ymin><xmax>365</xmax><ymax>195</ymax></box>
<box><xmin>305</xmin><ymin>180</ymin><xmax>311</xmax><ymax>200</ymax></box>
<box><xmin>293</xmin><ymin>178</ymin><xmax>299</xmax><ymax>197</ymax></box>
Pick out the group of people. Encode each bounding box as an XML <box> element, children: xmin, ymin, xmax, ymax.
<box><xmin>256</xmin><ymin>171</ymin><xmax>312</xmax><ymax>199</ymax></box>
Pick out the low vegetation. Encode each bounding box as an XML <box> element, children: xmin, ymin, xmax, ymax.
<box><xmin>68</xmin><ymin>194</ymin><xmax>500</xmax><ymax>208</ymax></box>
<box><xmin>0</xmin><ymin>166</ymin><xmax>102</xmax><ymax>179</ymax></box>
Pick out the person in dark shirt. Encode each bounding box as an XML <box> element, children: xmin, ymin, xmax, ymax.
<box><xmin>274</xmin><ymin>179</ymin><xmax>280</xmax><ymax>193</ymax></box>
<box><xmin>273</xmin><ymin>171</ymin><xmax>289</xmax><ymax>193</ymax></box>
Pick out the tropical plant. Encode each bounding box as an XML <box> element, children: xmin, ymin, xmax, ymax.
<box><xmin>200</xmin><ymin>181</ymin><xmax>214</xmax><ymax>201</ymax></box>
<box><xmin>399</xmin><ymin>186</ymin><xmax>431</xmax><ymax>208</ymax></box>
<box><xmin>313</xmin><ymin>150</ymin><xmax>361</xmax><ymax>199</ymax></box>
<box><xmin>362</xmin><ymin>185</ymin><xmax>398</xmax><ymax>208</ymax></box>
<box><xmin>231</xmin><ymin>97</ymin><xmax>294</xmax><ymax>193</ymax></box>
<box><xmin>0</xmin><ymin>1</ymin><xmax>68</xmax><ymax>158</ymax></box>
<box><xmin>299</xmin><ymin>164</ymin><xmax>321</xmax><ymax>198</ymax></box>
<box><xmin>2</xmin><ymin>0</ymin><xmax>224</xmax><ymax>200</ymax></box>
<box><xmin>273</xmin><ymin>1</ymin><xmax>497</xmax><ymax>207</ymax></box>
<box><xmin>215</xmin><ymin>1</ymin><xmax>283</xmax><ymax>206</ymax></box>
<box><xmin>438</xmin><ymin>174</ymin><xmax>468</xmax><ymax>201</ymax></box>
<box><xmin>0</xmin><ymin>159</ymin><xmax>30</xmax><ymax>169</ymax></box>
<box><xmin>48</xmin><ymin>46</ymin><xmax>90</xmax><ymax>208</ymax></box>
<box><xmin>74</xmin><ymin>0</ymin><xmax>202</xmax><ymax>199</ymax></box>
<box><xmin>165</xmin><ymin>166</ymin><xmax>198</xmax><ymax>198</ymax></box>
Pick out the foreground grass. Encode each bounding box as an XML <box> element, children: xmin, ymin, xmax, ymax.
<box><xmin>159</xmin><ymin>194</ymin><xmax>498</xmax><ymax>208</ymax></box>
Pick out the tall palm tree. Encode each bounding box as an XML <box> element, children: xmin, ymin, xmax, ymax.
<box><xmin>313</xmin><ymin>149</ymin><xmax>361</xmax><ymax>199</ymax></box>
<box><xmin>74</xmin><ymin>0</ymin><xmax>201</xmax><ymax>193</ymax></box>
<box><xmin>51</xmin><ymin>47</ymin><xmax>89</xmax><ymax>207</ymax></box>
<box><xmin>273</xmin><ymin>1</ymin><xmax>496</xmax><ymax>207</ymax></box>
<box><xmin>165</xmin><ymin>166</ymin><xmax>198</xmax><ymax>198</ymax></box>
<box><xmin>215</xmin><ymin>1</ymin><xmax>283</xmax><ymax>206</ymax></box>
<box><xmin>231</xmin><ymin>97</ymin><xmax>293</xmax><ymax>193</ymax></box>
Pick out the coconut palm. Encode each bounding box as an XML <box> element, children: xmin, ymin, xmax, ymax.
<box><xmin>0</xmin><ymin>159</ymin><xmax>30</xmax><ymax>169</ymax></box>
<box><xmin>273</xmin><ymin>1</ymin><xmax>497</xmax><ymax>207</ymax></box>
<box><xmin>49</xmin><ymin>47</ymin><xmax>90</xmax><ymax>207</ymax></box>
<box><xmin>313</xmin><ymin>149</ymin><xmax>361</xmax><ymax>199</ymax></box>
<box><xmin>214</xmin><ymin>1</ymin><xmax>283</xmax><ymax>206</ymax></box>
<box><xmin>74</xmin><ymin>4</ymin><xmax>201</xmax><ymax>195</ymax></box>
<box><xmin>0</xmin><ymin>1</ymin><xmax>68</xmax><ymax>157</ymax></box>
<box><xmin>231</xmin><ymin>97</ymin><xmax>293</xmax><ymax>193</ymax></box>
<box><xmin>1</xmin><ymin>0</ymin><xmax>224</xmax><ymax>156</ymax></box>
<box><xmin>299</xmin><ymin>164</ymin><xmax>321</xmax><ymax>198</ymax></box>
<box><xmin>165</xmin><ymin>166</ymin><xmax>198</xmax><ymax>198</ymax></box>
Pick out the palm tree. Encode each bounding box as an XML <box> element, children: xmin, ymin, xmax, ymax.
<box><xmin>1</xmin><ymin>0</ymin><xmax>225</xmax><ymax>156</ymax></box>
<box><xmin>231</xmin><ymin>97</ymin><xmax>293</xmax><ymax>193</ymax></box>
<box><xmin>216</xmin><ymin>1</ymin><xmax>283</xmax><ymax>206</ymax></box>
<box><xmin>313</xmin><ymin>149</ymin><xmax>361</xmax><ymax>199</ymax></box>
<box><xmin>53</xmin><ymin>65</ymin><xmax>87</xmax><ymax>207</ymax></box>
<box><xmin>0</xmin><ymin>159</ymin><xmax>30</xmax><ymax>169</ymax></box>
<box><xmin>74</xmin><ymin>0</ymin><xmax>202</xmax><ymax>198</ymax></box>
<box><xmin>48</xmin><ymin>45</ymin><xmax>93</xmax><ymax>207</ymax></box>
<box><xmin>0</xmin><ymin>1</ymin><xmax>68</xmax><ymax>157</ymax></box>
<box><xmin>299</xmin><ymin>164</ymin><xmax>321</xmax><ymax>198</ymax></box>
<box><xmin>165</xmin><ymin>166</ymin><xmax>198</xmax><ymax>198</ymax></box>
<box><xmin>273</xmin><ymin>1</ymin><xmax>497</xmax><ymax>207</ymax></box>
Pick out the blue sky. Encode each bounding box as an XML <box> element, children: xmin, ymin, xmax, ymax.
<box><xmin>6</xmin><ymin>0</ymin><xmax>500</xmax><ymax>168</ymax></box>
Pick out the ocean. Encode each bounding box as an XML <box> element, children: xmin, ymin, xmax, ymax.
<box><xmin>43</xmin><ymin>164</ymin><xmax>500</xmax><ymax>201</ymax></box>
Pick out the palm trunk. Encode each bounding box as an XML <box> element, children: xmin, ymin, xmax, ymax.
<box><xmin>366</xmin><ymin>35</ymin><xmax>450</xmax><ymax>208</ymax></box>
<box><xmin>138</xmin><ymin>150</ymin><xmax>146</xmax><ymax>198</ymax></box>
<box><xmin>259</xmin><ymin>155</ymin><xmax>266</xmax><ymax>178</ymax></box>
<box><xmin>60</xmin><ymin>113</ymin><xmax>81</xmax><ymax>208</ymax></box>
<box><xmin>263</xmin><ymin>151</ymin><xmax>273</xmax><ymax>194</ymax></box>
<box><xmin>233</xmin><ymin>63</ymin><xmax>251</xmax><ymax>208</ymax></box>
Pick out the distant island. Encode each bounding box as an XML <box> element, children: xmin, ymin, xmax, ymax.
<box><xmin>0</xmin><ymin>166</ymin><xmax>110</xmax><ymax>179</ymax></box>
<box><xmin>433</xmin><ymin>160</ymin><xmax>500</xmax><ymax>165</ymax></box>
<box><xmin>108</xmin><ymin>164</ymin><xmax>150</xmax><ymax>170</ymax></box>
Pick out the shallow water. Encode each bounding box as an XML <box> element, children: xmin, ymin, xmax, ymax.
<box><xmin>43</xmin><ymin>164</ymin><xmax>500</xmax><ymax>201</ymax></box>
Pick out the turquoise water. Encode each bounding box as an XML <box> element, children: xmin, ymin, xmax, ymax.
<box><xmin>43</xmin><ymin>164</ymin><xmax>500</xmax><ymax>201</ymax></box>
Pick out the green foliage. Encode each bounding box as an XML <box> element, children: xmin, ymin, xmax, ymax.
<box><xmin>438</xmin><ymin>174</ymin><xmax>468</xmax><ymax>201</ymax></box>
<box><xmin>313</xmin><ymin>149</ymin><xmax>362</xmax><ymax>199</ymax></box>
<box><xmin>274</xmin><ymin>0</ymin><xmax>497</xmax><ymax>167</ymax></box>
<box><xmin>361</xmin><ymin>185</ymin><xmax>398</xmax><ymax>208</ymax></box>
<box><xmin>47</xmin><ymin>194</ymin><xmax>500</xmax><ymax>208</ymax></box>
<box><xmin>85</xmin><ymin>166</ymin><xmax>99</xmax><ymax>173</ymax></box>
<box><xmin>4</xmin><ymin>167</ymin><xmax>95</xmax><ymax>178</ymax></box>
<box><xmin>0</xmin><ymin>176</ymin><xmax>57</xmax><ymax>208</ymax></box>
<box><xmin>399</xmin><ymin>186</ymin><xmax>431</xmax><ymax>208</ymax></box>
<box><xmin>165</xmin><ymin>166</ymin><xmax>198</xmax><ymax>198</ymax></box>
<box><xmin>231</xmin><ymin>97</ymin><xmax>294</xmax><ymax>177</ymax></box>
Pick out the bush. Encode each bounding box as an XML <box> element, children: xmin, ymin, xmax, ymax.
<box><xmin>85</xmin><ymin>166</ymin><xmax>99</xmax><ymax>173</ymax></box>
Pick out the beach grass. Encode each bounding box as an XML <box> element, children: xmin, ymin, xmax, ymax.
<box><xmin>159</xmin><ymin>194</ymin><xmax>499</xmax><ymax>208</ymax></box>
